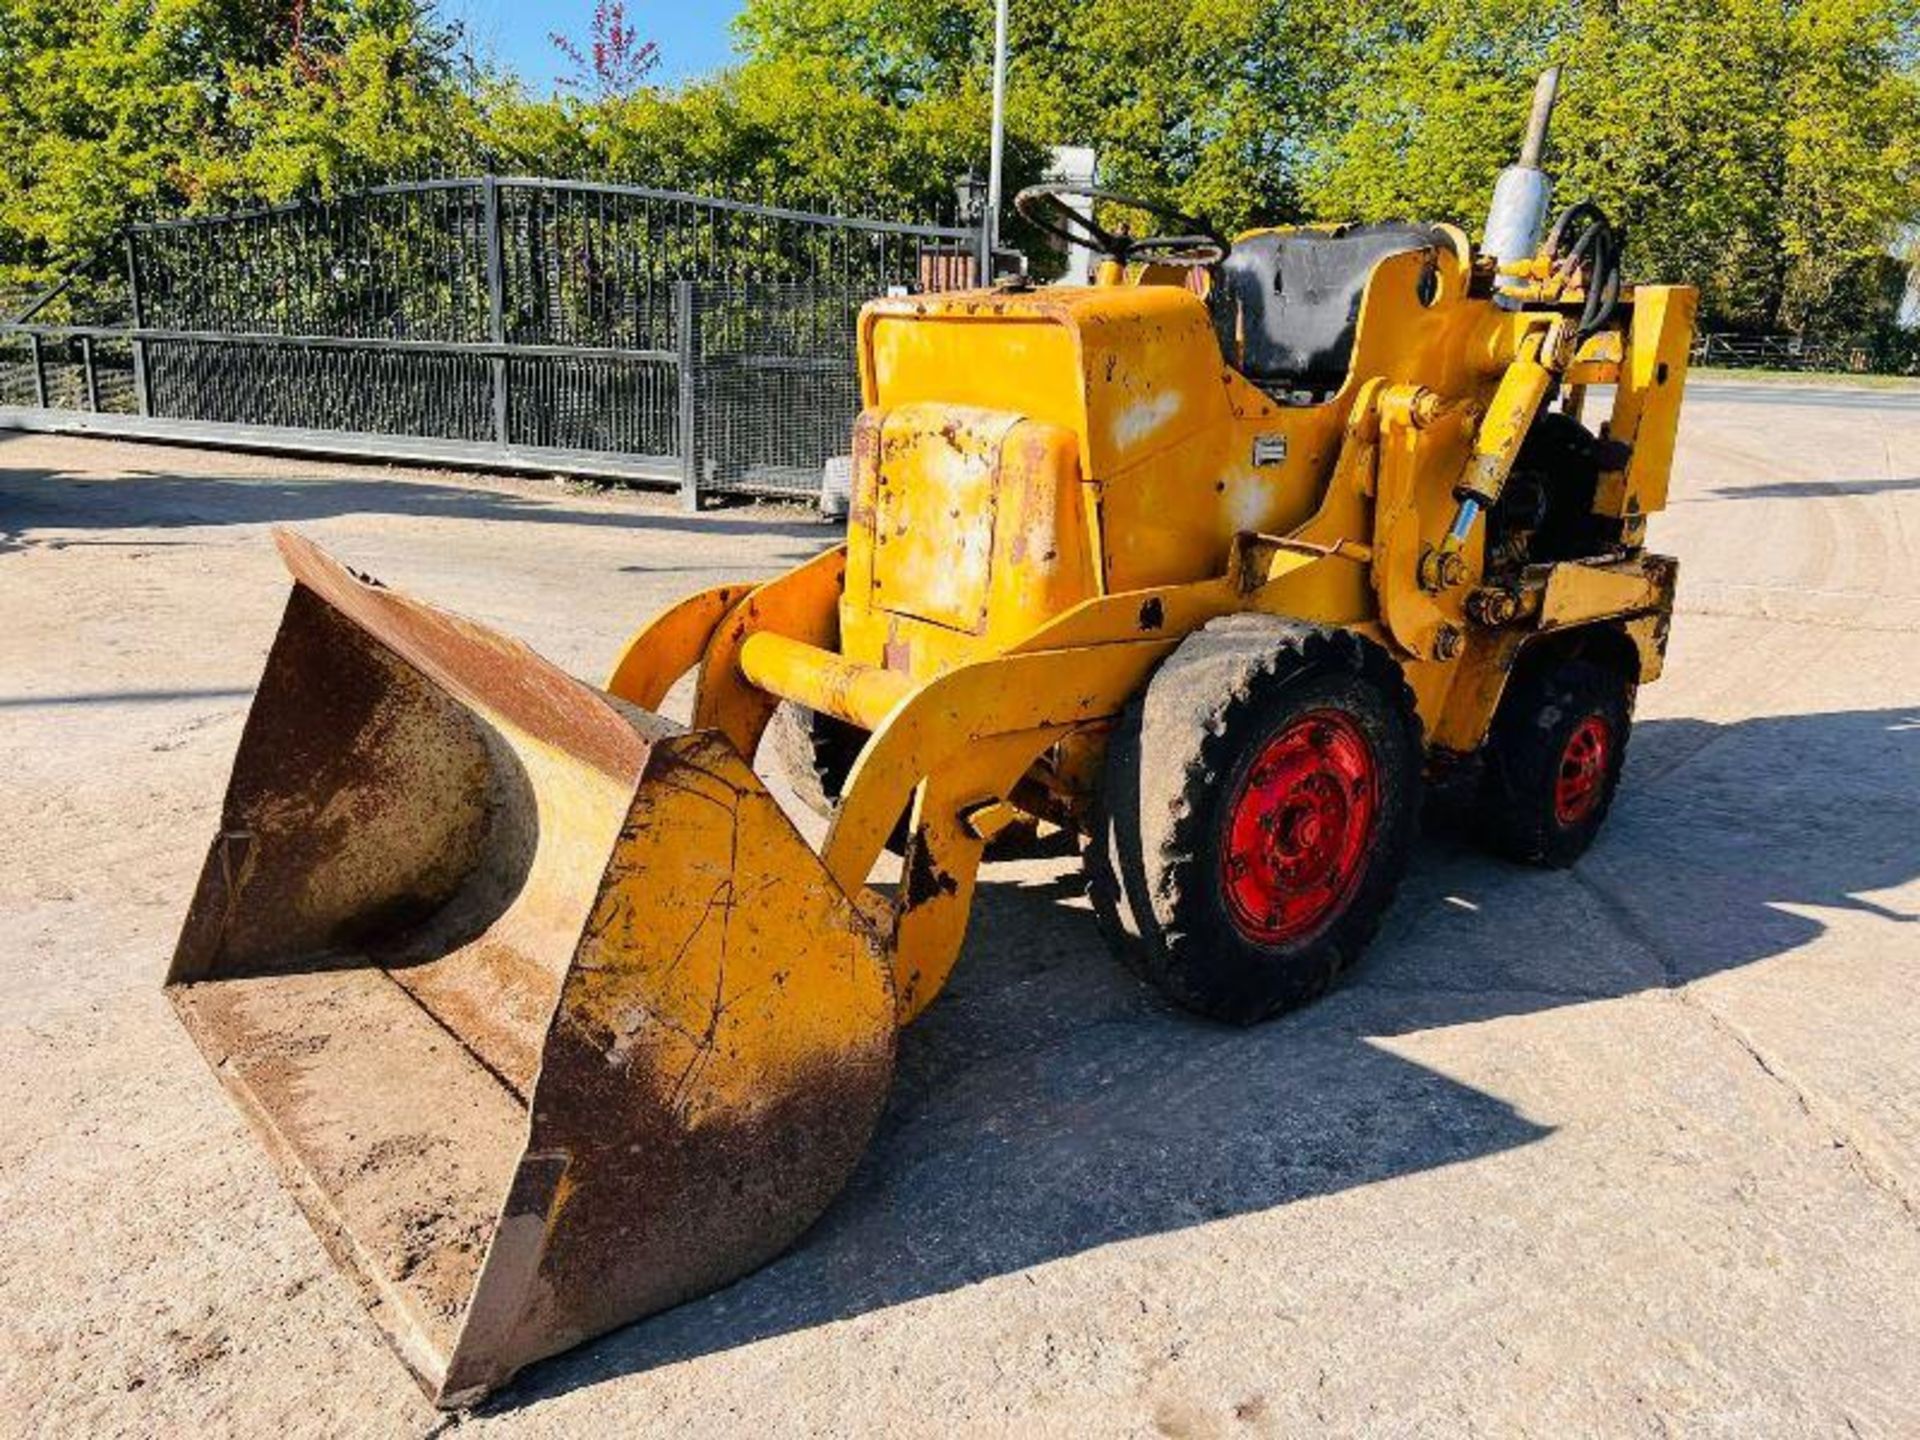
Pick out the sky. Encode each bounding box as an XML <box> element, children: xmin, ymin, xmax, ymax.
<box><xmin>447</xmin><ymin>2</ymin><xmax>749</xmax><ymax>92</ymax></box>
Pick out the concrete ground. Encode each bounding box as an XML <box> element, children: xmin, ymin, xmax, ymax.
<box><xmin>0</xmin><ymin>381</ymin><xmax>1916</xmax><ymax>1437</ymax></box>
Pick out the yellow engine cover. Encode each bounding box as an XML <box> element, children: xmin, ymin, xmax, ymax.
<box><xmin>844</xmin><ymin>402</ymin><xmax>1095</xmax><ymax>679</ymax></box>
<box><xmin>868</xmin><ymin>403</ymin><xmax>1015</xmax><ymax>633</ymax></box>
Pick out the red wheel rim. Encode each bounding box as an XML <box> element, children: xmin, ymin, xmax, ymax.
<box><xmin>1220</xmin><ymin>710</ymin><xmax>1379</xmax><ymax>946</ymax></box>
<box><xmin>1554</xmin><ymin>714</ymin><xmax>1612</xmax><ymax>826</ymax></box>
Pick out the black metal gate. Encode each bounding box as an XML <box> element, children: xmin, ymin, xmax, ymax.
<box><xmin>0</xmin><ymin>177</ymin><xmax>983</xmax><ymax>505</ymax></box>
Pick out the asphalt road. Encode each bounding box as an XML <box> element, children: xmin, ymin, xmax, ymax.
<box><xmin>1</xmin><ymin>377</ymin><xmax>1916</xmax><ymax>1436</ymax></box>
<box><xmin>1688</xmin><ymin>378</ymin><xmax>1920</xmax><ymax>411</ymax></box>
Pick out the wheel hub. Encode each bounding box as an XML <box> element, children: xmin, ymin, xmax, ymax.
<box><xmin>1554</xmin><ymin>714</ymin><xmax>1612</xmax><ymax>825</ymax></box>
<box><xmin>1222</xmin><ymin>711</ymin><xmax>1378</xmax><ymax>946</ymax></box>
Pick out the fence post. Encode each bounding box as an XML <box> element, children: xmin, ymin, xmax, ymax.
<box><xmin>80</xmin><ymin>335</ymin><xmax>98</xmax><ymax>412</ymax></box>
<box><xmin>125</xmin><ymin>233</ymin><xmax>151</xmax><ymax>417</ymax></box>
<box><xmin>482</xmin><ymin>175</ymin><xmax>511</xmax><ymax>450</ymax></box>
<box><xmin>674</xmin><ymin>278</ymin><xmax>701</xmax><ymax>512</ymax></box>
<box><xmin>28</xmin><ymin>333</ymin><xmax>47</xmax><ymax>409</ymax></box>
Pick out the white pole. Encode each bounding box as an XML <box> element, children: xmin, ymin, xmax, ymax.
<box><xmin>984</xmin><ymin>0</ymin><xmax>1010</xmax><ymax>262</ymax></box>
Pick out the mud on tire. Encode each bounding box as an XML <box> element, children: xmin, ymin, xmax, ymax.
<box><xmin>1084</xmin><ymin>616</ymin><xmax>1424</xmax><ymax>1025</ymax></box>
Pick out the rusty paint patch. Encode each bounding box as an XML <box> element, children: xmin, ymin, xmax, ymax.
<box><xmin>275</xmin><ymin>531</ymin><xmax>648</xmax><ymax>782</ymax></box>
<box><xmin>901</xmin><ymin>841</ymin><xmax>961</xmax><ymax>908</ymax></box>
<box><xmin>869</xmin><ymin>405</ymin><xmax>1010</xmax><ymax>636</ymax></box>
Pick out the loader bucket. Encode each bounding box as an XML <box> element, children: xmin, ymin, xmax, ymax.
<box><xmin>166</xmin><ymin>531</ymin><xmax>896</xmax><ymax>1407</ymax></box>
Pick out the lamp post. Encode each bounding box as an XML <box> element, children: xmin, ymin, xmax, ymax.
<box><xmin>956</xmin><ymin>170</ymin><xmax>991</xmax><ymax>284</ymax></box>
<box><xmin>955</xmin><ymin>172</ymin><xmax>988</xmax><ymax>226</ymax></box>
<box><xmin>984</xmin><ymin>0</ymin><xmax>1010</xmax><ymax>259</ymax></box>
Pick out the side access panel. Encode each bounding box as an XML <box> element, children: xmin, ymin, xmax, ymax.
<box><xmin>842</xmin><ymin>403</ymin><xmax>1096</xmax><ymax>679</ymax></box>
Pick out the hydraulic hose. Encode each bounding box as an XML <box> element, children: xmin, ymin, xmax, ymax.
<box><xmin>1547</xmin><ymin>201</ymin><xmax>1622</xmax><ymax>336</ymax></box>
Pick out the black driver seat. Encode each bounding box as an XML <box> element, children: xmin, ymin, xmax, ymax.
<box><xmin>1212</xmin><ymin>222</ymin><xmax>1440</xmax><ymax>399</ymax></box>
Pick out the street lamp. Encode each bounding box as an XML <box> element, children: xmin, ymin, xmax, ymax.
<box><xmin>955</xmin><ymin>171</ymin><xmax>989</xmax><ymax>227</ymax></box>
<box><xmin>985</xmin><ymin>0</ymin><xmax>1009</xmax><ymax>255</ymax></box>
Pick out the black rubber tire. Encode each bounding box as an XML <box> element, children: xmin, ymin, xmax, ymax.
<box><xmin>1083</xmin><ymin>616</ymin><xmax>1424</xmax><ymax>1025</ymax></box>
<box><xmin>1474</xmin><ymin>657</ymin><xmax>1634</xmax><ymax>867</ymax></box>
<box><xmin>767</xmin><ymin>700</ymin><xmax>911</xmax><ymax>853</ymax></box>
<box><xmin>768</xmin><ymin>701</ymin><xmax>865</xmax><ymax>824</ymax></box>
<box><xmin>768</xmin><ymin>701</ymin><xmax>1053</xmax><ymax>859</ymax></box>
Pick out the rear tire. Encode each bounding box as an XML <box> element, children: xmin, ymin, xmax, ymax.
<box><xmin>1474</xmin><ymin>656</ymin><xmax>1633</xmax><ymax>867</ymax></box>
<box><xmin>1084</xmin><ymin>617</ymin><xmax>1423</xmax><ymax>1025</ymax></box>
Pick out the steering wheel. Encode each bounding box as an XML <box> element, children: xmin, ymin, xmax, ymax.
<box><xmin>1013</xmin><ymin>183</ymin><xmax>1228</xmax><ymax>269</ymax></box>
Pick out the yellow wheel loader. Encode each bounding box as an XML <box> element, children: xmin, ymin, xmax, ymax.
<box><xmin>166</xmin><ymin>72</ymin><xmax>1692</xmax><ymax>1405</ymax></box>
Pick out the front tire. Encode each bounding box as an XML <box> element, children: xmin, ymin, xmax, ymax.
<box><xmin>768</xmin><ymin>701</ymin><xmax>865</xmax><ymax>824</ymax></box>
<box><xmin>1085</xmin><ymin>618</ymin><xmax>1423</xmax><ymax>1024</ymax></box>
<box><xmin>768</xmin><ymin>701</ymin><xmax>1045</xmax><ymax>856</ymax></box>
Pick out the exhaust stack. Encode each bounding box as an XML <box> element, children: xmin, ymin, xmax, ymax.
<box><xmin>1484</xmin><ymin>66</ymin><xmax>1561</xmax><ymax>302</ymax></box>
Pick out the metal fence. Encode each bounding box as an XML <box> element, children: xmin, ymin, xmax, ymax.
<box><xmin>0</xmin><ymin>177</ymin><xmax>984</xmax><ymax>505</ymax></box>
<box><xmin>1689</xmin><ymin>331</ymin><xmax>1876</xmax><ymax>374</ymax></box>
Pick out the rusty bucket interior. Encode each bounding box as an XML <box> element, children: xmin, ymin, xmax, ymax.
<box><xmin>166</xmin><ymin>532</ymin><xmax>897</xmax><ymax>1406</ymax></box>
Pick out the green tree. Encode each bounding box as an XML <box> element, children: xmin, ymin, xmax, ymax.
<box><xmin>4</xmin><ymin>0</ymin><xmax>1917</xmax><ymax>343</ymax></box>
<box><xmin>0</xmin><ymin>0</ymin><xmax>262</xmax><ymax>288</ymax></box>
<box><xmin>732</xmin><ymin>0</ymin><xmax>1920</xmax><ymax>335</ymax></box>
<box><xmin>734</xmin><ymin>0</ymin><xmax>1349</xmax><ymax>229</ymax></box>
<box><xmin>0</xmin><ymin>0</ymin><xmax>464</xmax><ymax>296</ymax></box>
<box><xmin>205</xmin><ymin>0</ymin><xmax>471</xmax><ymax>203</ymax></box>
<box><xmin>1297</xmin><ymin>0</ymin><xmax>1920</xmax><ymax>333</ymax></box>
<box><xmin>1774</xmin><ymin>0</ymin><xmax>1920</xmax><ymax>330</ymax></box>
<box><xmin>471</xmin><ymin>46</ymin><xmax>1024</xmax><ymax>221</ymax></box>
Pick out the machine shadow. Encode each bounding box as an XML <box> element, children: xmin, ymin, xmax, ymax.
<box><xmin>0</xmin><ymin>441</ymin><xmax>834</xmax><ymax>555</ymax></box>
<box><xmin>491</xmin><ymin>704</ymin><xmax>1917</xmax><ymax>1410</ymax></box>
<box><xmin>1705</xmin><ymin>475</ymin><xmax>1920</xmax><ymax>501</ymax></box>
